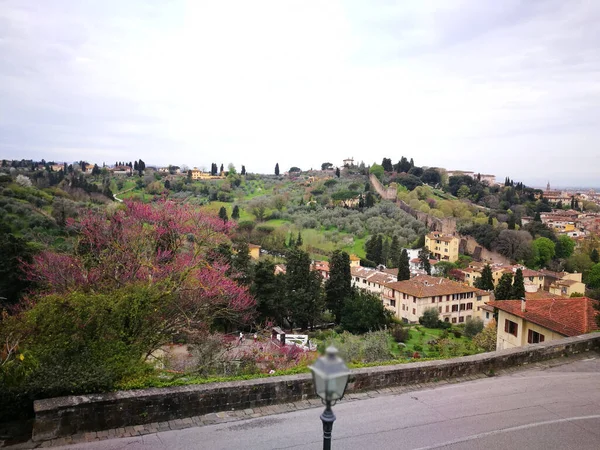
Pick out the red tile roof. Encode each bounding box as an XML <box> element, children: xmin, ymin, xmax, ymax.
<box><xmin>488</xmin><ymin>297</ymin><xmax>600</xmax><ymax>337</ymax></box>
<box><xmin>384</xmin><ymin>274</ymin><xmax>486</xmax><ymax>298</ymax></box>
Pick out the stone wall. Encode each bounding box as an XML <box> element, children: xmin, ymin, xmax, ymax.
<box><xmin>33</xmin><ymin>334</ymin><xmax>600</xmax><ymax>442</ymax></box>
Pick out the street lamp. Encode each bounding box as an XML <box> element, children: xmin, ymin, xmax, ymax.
<box><xmin>309</xmin><ymin>346</ymin><xmax>350</xmax><ymax>450</ymax></box>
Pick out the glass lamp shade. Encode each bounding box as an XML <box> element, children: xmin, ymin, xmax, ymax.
<box><xmin>309</xmin><ymin>346</ymin><xmax>350</xmax><ymax>402</ymax></box>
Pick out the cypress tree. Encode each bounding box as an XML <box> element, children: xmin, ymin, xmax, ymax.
<box><xmin>218</xmin><ymin>206</ymin><xmax>228</xmax><ymax>223</ymax></box>
<box><xmin>397</xmin><ymin>249</ymin><xmax>411</xmax><ymax>281</ymax></box>
<box><xmin>474</xmin><ymin>264</ymin><xmax>494</xmax><ymax>291</ymax></box>
<box><xmin>325</xmin><ymin>250</ymin><xmax>352</xmax><ymax>324</ymax></box>
<box><xmin>494</xmin><ymin>273</ymin><xmax>514</xmax><ymax>300</ymax></box>
<box><xmin>232</xmin><ymin>205</ymin><xmax>240</xmax><ymax>220</ymax></box>
<box><xmin>275</xmin><ymin>163</ymin><xmax>280</xmax><ymax>176</ymax></box>
<box><xmin>389</xmin><ymin>236</ymin><xmax>400</xmax><ymax>268</ymax></box>
<box><xmin>511</xmin><ymin>268</ymin><xmax>525</xmax><ymax>299</ymax></box>
<box><xmin>419</xmin><ymin>248</ymin><xmax>431</xmax><ymax>275</ymax></box>
<box><xmin>591</xmin><ymin>249</ymin><xmax>599</xmax><ymax>264</ymax></box>
<box><xmin>296</xmin><ymin>232</ymin><xmax>303</xmax><ymax>248</ymax></box>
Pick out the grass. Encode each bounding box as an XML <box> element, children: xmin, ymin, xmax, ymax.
<box><xmin>402</xmin><ymin>326</ymin><xmax>471</xmax><ymax>354</ymax></box>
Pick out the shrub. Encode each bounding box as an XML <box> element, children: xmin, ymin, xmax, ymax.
<box><xmin>464</xmin><ymin>317</ymin><xmax>484</xmax><ymax>338</ymax></box>
<box><xmin>453</xmin><ymin>330</ymin><xmax>462</xmax><ymax>339</ymax></box>
<box><xmin>391</xmin><ymin>324</ymin><xmax>410</xmax><ymax>343</ymax></box>
<box><xmin>419</xmin><ymin>308</ymin><xmax>440</xmax><ymax>328</ymax></box>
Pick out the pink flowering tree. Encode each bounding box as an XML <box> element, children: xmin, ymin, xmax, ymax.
<box><xmin>23</xmin><ymin>199</ymin><xmax>255</xmax><ymax>344</ymax></box>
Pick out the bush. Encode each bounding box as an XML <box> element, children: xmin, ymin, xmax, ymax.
<box><xmin>453</xmin><ymin>330</ymin><xmax>462</xmax><ymax>339</ymax></box>
<box><xmin>391</xmin><ymin>324</ymin><xmax>410</xmax><ymax>343</ymax></box>
<box><xmin>323</xmin><ymin>331</ymin><xmax>392</xmax><ymax>364</ymax></box>
<box><xmin>419</xmin><ymin>308</ymin><xmax>440</xmax><ymax>328</ymax></box>
<box><xmin>464</xmin><ymin>317</ymin><xmax>484</xmax><ymax>338</ymax></box>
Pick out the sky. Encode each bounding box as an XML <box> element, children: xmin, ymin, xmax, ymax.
<box><xmin>1</xmin><ymin>0</ymin><xmax>599</xmax><ymax>187</ymax></box>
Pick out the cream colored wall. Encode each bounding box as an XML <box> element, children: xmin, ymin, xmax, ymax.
<box><xmin>392</xmin><ymin>291</ymin><xmax>489</xmax><ymax>324</ymax></box>
<box><xmin>496</xmin><ymin>310</ymin><xmax>565</xmax><ymax>350</ymax></box>
<box><xmin>563</xmin><ymin>272</ymin><xmax>583</xmax><ymax>282</ymax></box>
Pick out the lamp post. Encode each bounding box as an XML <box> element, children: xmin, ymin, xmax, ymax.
<box><xmin>309</xmin><ymin>346</ymin><xmax>350</xmax><ymax>450</ymax></box>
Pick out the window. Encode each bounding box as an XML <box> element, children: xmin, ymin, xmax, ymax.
<box><xmin>444</xmin><ymin>317</ymin><xmax>449</xmax><ymax>322</ymax></box>
<box><xmin>460</xmin><ymin>304</ymin><xmax>466</xmax><ymax>311</ymax></box>
<box><xmin>451</xmin><ymin>305</ymin><xmax>458</xmax><ymax>312</ymax></box>
<box><xmin>485</xmin><ymin>312</ymin><xmax>490</xmax><ymax>319</ymax></box>
<box><xmin>413</xmin><ymin>297</ymin><xmax>416</xmax><ymax>303</ymax></box>
<box><xmin>459</xmin><ymin>316</ymin><xmax>464</xmax><ymax>323</ymax></box>
<box><xmin>390</xmin><ymin>300</ymin><xmax>396</xmax><ymax>307</ymax></box>
<box><xmin>504</xmin><ymin>319</ymin><xmax>518</xmax><ymax>337</ymax></box>
<box><xmin>477</xmin><ymin>295</ymin><xmax>482</xmax><ymax>301</ymax></box>
<box><xmin>445</xmin><ymin>305</ymin><xmax>449</xmax><ymax>313</ymax></box>
<box><xmin>412</xmin><ymin>308</ymin><xmax>416</xmax><ymax>315</ymax></box>
<box><xmin>452</xmin><ymin>317</ymin><xmax>457</xmax><ymax>324</ymax></box>
<box><xmin>431</xmin><ymin>297</ymin><xmax>436</xmax><ymax>303</ymax></box>
<box><xmin>466</xmin><ymin>302</ymin><xmax>473</xmax><ymax>310</ymax></box>
<box><xmin>527</xmin><ymin>330</ymin><xmax>545</xmax><ymax>344</ymax></box>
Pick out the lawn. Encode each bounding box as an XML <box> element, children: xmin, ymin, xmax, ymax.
<box><xmin>401</xmin><ymin>326</ymin><xmax>474</xmax><ymax>356</ymax></box>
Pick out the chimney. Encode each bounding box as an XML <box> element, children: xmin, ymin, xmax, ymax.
<box><xmin>521</xmin><ymin>298</ymin><xmax>526</xmax><ymax>312</ymax></box>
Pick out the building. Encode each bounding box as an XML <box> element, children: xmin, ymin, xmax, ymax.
<box><xmin>382</xmin><ymin>275</ymin><xmax>490</xmax><ymax>324</ymax></box>
<box><xmin>549</xmin><ymin>275</ymin><xmax>586</xmax><ymax>297</ymax></box>
<box><xmin>349</xmin><ymin>254</ymin><xmax>361</xmax><ymax>268</ymax></box>
<box><xmin>351</xmin><ymin>266</ymin><xmax>398</xmax><ymax>298</ymax></box>
<box><xmin>489</xmin><ymin>297</ymin><xmax>599</xmax><ymax>350</ymax></box>
<box><xmin>311</xmin><ymin>261</ymin><xmax>330</xmax><ymax>281</ymax></box>
<box><xmin>248</xmin><ymin>244</ymin><xmax>261</xmax><ymax>260</ymax></box>
<box><xmin>425</xmin><ymin>232</ymin><xmax>460</xmax><ymax>263</ymax></box>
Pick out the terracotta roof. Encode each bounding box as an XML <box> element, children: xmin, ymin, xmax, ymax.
<box><xmin>521</xmin><ymin>269</ymin><xmax>543</xmax><ymax>278</ymax></box>
<box><xmin>551</xmin><ymin>279</ymin><xmax>580</xmax><ymax>287</ymax></box>
<box><xmin>487</xmin><ymin>297</ymin><xmax>600</xmax><ymax>337</ymax></box>
<box><xmin>382</xmin><ymin>268</ymin><xmax>399</xmax><ymax>276</ymax></box>
<box><xmin>538</xmin><ymin>269</ymin><xmax>566</xmax><ymax>280</ymax></box>
<box><xmin>349</xmin><ymin>254</ymin><xmax>361</xmax><ymax>261</ymax></box>
<box><xmin>524</xmin><ymin>291</ymin><xmax>563</xmax><ymax>300</ymax></box>
<box><xmin>384</xmin><ymin>274</ymin><xmax>485</xmax><ymax>298</ymax></box>
<box><xmin>248</xmin><ymin>243</ymin><xmax>261</xmax><ymax>249</ymax></box>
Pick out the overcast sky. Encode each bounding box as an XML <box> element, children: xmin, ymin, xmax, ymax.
<box><xmin>1</xmin><ymin>1</ymin><xmax>599</xmax><ymax>187</ymax></box>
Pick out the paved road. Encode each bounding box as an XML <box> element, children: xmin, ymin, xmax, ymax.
<box><xmin>59</xmin><ymin>356</ymin><xmax>600</xmax><ymax>450</ymax></box>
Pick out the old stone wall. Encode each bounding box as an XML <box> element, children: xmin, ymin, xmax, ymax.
<box><xmin>369</xmin><ymin>174</ymin><xmax>397</xmax><ymax>201</ymax></box>
<box><xmin>33</xmin><ymin>334</ymin><xmax>600</xmax><ymax>442</ymax></box>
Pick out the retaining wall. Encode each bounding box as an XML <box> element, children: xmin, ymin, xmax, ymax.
<box><xmin>33</xmin><ymin>334</ymin><xmax>600</xmax><ymax>441</ymax></box>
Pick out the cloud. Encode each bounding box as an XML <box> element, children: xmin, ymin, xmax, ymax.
<box><xmin>1</xmin><ymin>0</ymin><xmax>599</xmax><ymax>186</ymax></box>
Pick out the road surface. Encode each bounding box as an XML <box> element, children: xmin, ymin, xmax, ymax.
<box><xmin>58</xmin><ymin>355</ymin><xmax>600</xmax><ymax>449</ymax></box>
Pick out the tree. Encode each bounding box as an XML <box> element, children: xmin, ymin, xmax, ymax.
<box><xmin>325</xmin><ymin>251</ymin><xmax>352</xmax><ymax>324</ymax></box>
<box><xmin>275</xmin><ymin>163</ymin><xmax>280</xmax><ymax>176</ymax></box>
<box><xmin>232</xmin><ymin>205</ymin><xmax>240</xmax><ymax>220</ymax></box>
<box><xmin>473</xmin><ymin>320</ymin><xmax>497</xmax><ymax>352</ymax></box>
<box><xmin>588</xmin><ymin>263</ymin><xmax>600</xmax><ymax>289</ymax></box>
<box><xmin>164</xmin><ymin>179</ymin><xmax>171</xmax><ymax>189</ymax></box>
<box><xmin>435</xmin><ymin>261</ymin><xmax>457</xmax><ymax>278</ymax></box>
<box><xmin>289</xmin><ymin>167</ymin><xmax>301</xmax><ymax>173</ymax></box>
<box><xmin>419</xmin><ymin>307</ymin><xmax>439</xmax><ymax>328</ymax></box>
<box><xmin>592</xmin><ymin>249</ymin><xmax>600</xmax><ymax>264</ymax></box>
<box><xmin>396</xmin><ymin>156</ymin><xmax>411</xmax><ymax>173</ymax></box>
<box><xmin>219</xmin><ymin>163</ymin><xmax>224</xmax><ymax>174</ymax></box>
<box><xmin>296</xmin><ymin>232</ymin><xmax>303</xmax><ymax>248</ymax></box>
<box><xmin>494</xmin><ymin>230</ymin><xmax>533</xmax><ymax>261</ymax></box>
<box><xmin>285</xmin><ymin>249</ymin><xmax>324</xmax><ymax>329</ymax></box>
<box><xmin>91</xmin><ymin>164</ymin><xmax>101</xmax><ymax>176</ymax></box>
<box><xmin>421</xmin><ymin>168</ymin><xmax>441</xmax><ymax>185</ymax></box>
<box><xmin>389</xmin><ymin>236</ymin><xmax>400</xmax><ymax>268</ymax></box>
<box><xmin>555</xmin><ymin>235</ymin><xmax>575</xmax><ymax>259</ymax></box>
<box><xmin>532</xmin><ymin>237</ymin><xmax>555</xmax><ymax>267</ymax></box>
<box><xmin>457</xmin><ymin>185</ymin><xmax>470</xmax><ymax>199</ymax></box>
<box><xmin>381</xmin><ymin>158</ymin><xmax>393</xmax><ymax>172</ymax></box>
<box><xmin>321</xmin><ymin>162</ymin><xmax>333</xmax><ymax>171</ymax></box>
<box><xmin>51</xmin><ymin>197</ymin><xmax>78</xmax><ymax>227</ymax></box>
<box><xmin>397</xmin><ymin>249</ymin><xmax>411</xmax><ymax>281</ymax></box>
<box><xmin>249</xmin><ymin>198</ymin><xmax>268</xmax><ymax>221</ymax></box>
<box><xmin>464</xmin><ymin>317</ymin><xmax>484</xmax><ymax>338</ymax></box>
<box><xmin>218</xmin><ymin>206</ymin><xmax>228</xmax><ymax>223</ymax></box>
<box><xmin>419</xmin><ymin>247</ymin><xmax>431</xmax><ymax>275</ymax></box>
<box><xmin>369</xmin><ymin>164</ymin><xmax>384</xmax><ymax>180</ymax></box>
<box><xmin>366</xmin><ymin>234</ymin><xmax>383</xmax><ymax>265</ymax></box>
<box><xmin>474</xmin><ymin>264</ymin><xmax>495</xmax><ymax>290</ymax></box>
<box><xmin>241</xmin><ymin>165</ymin><xmax>246</xmax><ymax>176</ymax></box>
<box><xmin>494</xmin><ymin>273</ymin><xmax>514</xmax><ymax>300</ymax></box>
<box><xmin>251</xmin><ymin>260</ymin><xmax>285</xmax><ymax>324</ymax></box>
<box><xmin>511</xmin><ymin>268</ymin><xmax>525</xmax><ymax>300</ymax></box>
<box><xmin>0</xmin><ymin>228</ymin><xmax>34</xmax><ymax>307</ymax></box>
<box><xmin>335</xmin><ymin>167</ymin><xmax>340</xmax><ymax>178</ymax></box>
<box><xmin>534</xmin><ymin>212</ymin><xmax>542</xmax><ymax>222</ymax></box>
<box><xmin>340</xmin><ymin>289</ymin><xmax>392</xmax><ymax>334</ymax></box>
<box><xmin>365</xmin><ymin>192</ymin><xmax>375</xmax><ymax>208</ymax></box>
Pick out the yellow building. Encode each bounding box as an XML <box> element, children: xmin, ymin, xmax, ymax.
<box><xmin>349</xmin><ymin>254</ymin><xmax>361</xmax><ymax>268</ymax></box>
<box><xmin>248</xmin><ymin>244</ymin><xmax>261</xmax><ymax>260</ymax></box>
<box><xmin>488</xmin><ymin>297</ymin><xmax>599</xmax><ymax>350</ymax></box>
<box><xmin>425</xmin><ymin>232</ymin><xmax>459</xmax><ymax>263</ymax></box>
